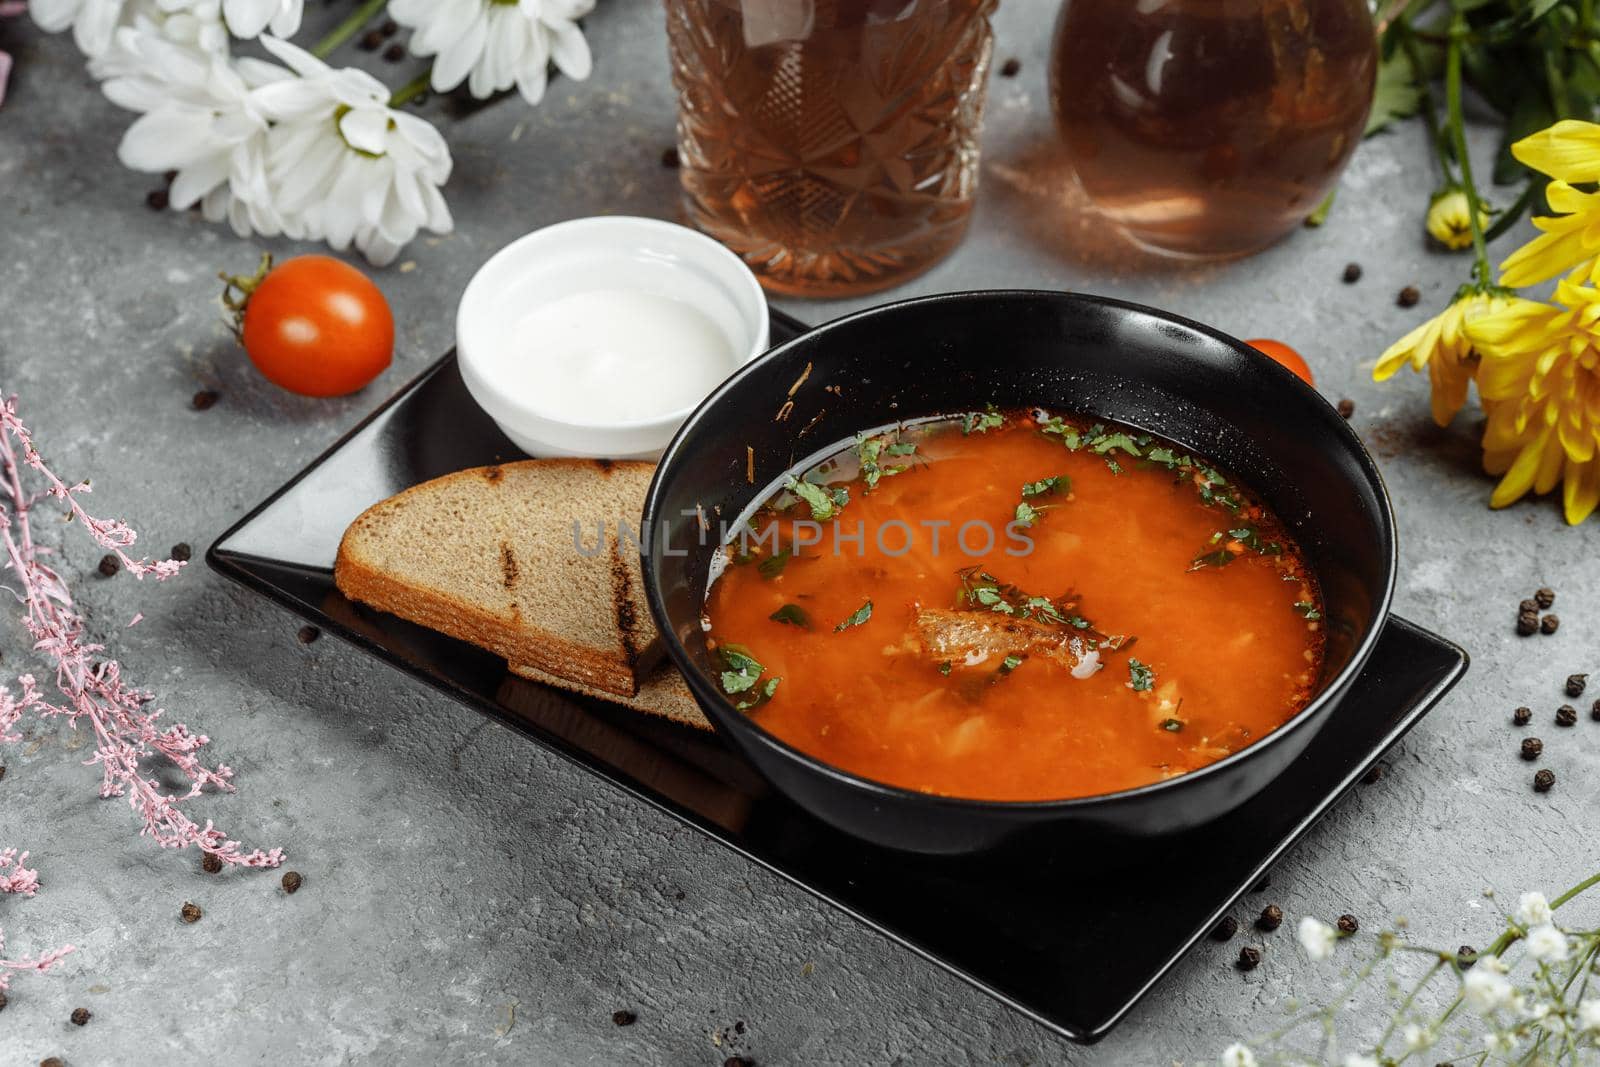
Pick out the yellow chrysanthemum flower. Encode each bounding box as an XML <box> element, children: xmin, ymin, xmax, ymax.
<box><xmin>1426</xmin><ymin>188</ymin><xmax>1489</xmax><ymax>251</ymax></box>
<box><xmin>1499</xmin><ymin>120</ymin><xmax>1600</xmax><ymax>286</ymax></box>
<box><xmin>1373</xmin><ymin>289</ymin><xmax>1513</xmax><ymax>427</ymax></box>
<box><xmin>1467</xmin><ymin>278</ymin><xmax>1600</xmax><ymax>524</ymax></box>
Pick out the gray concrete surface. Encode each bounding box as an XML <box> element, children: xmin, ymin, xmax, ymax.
<box><xmin>1</xmin><ymin>2</ymin><xmax>1595</xmax><ymax>1064</ymax></box>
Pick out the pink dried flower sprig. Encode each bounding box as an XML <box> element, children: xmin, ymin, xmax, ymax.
<box><xmin>0</xmin><ymin>848</ymin><xmax>72</xmax><ymax>993</ymax></box>
<box><xmin>0</xmin><ymin>394</ymin><xmax>283</xmax><ymax>991</ymax></box>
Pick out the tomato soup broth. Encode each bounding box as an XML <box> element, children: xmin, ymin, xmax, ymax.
<box><xmin>702</xmin><ymin>410</ymin><xmax>1325</xmax><ymax>802</ymax></box>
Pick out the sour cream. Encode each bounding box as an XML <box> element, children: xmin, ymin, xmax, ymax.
<box><xmin>503</xmin><ymin>289</ymin><xmax>739</xmax><ymax>425</ymax></box>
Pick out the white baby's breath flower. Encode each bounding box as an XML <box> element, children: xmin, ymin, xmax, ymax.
<box><xmin>1484</xmin><ymin>1030</ymin><xmax>1517</xmax><ymax>1053</ymax></box>
<box><xmin>251</xmin><ymin>35</ymin><xmax>453</xmax><ymax>265</ymax></box>
<box><xmin>1342</xmin><ymin>1055</ymin><xmax>1379</xmax><ymax>1067</ymax></box>
<box><xmin>1526</xmin><ymin>922</ymin><xmax>1569</xmax><ymax>963</ymax></box>
<box><xmin>100</xmin><ymin>24</ymin><xmax>288</xmax><ymax>237</ymax></box>
<box><xmin>389</xmin><ymin>0</ymin><xmax>594</xmax><ymax>104</ymax></box>
<box><xmin>1219</xmin><ymin>1043</ymin><xmax>1257</xmax><ymax>1067</ymax></box>
<box><xmin>1297</xmin><ymin>916</ymin><xmax>1338</xmax><ymax>961</ymax></box>
<box><xmin>1515</xmin><ymin>890</ymin><xmax>1553</xmax><ymax>927</ymax></box>
<box><xmin>221</xmin><ymin>0</ymin><xmax>299</xmax><ymax>38</ymax></box>
<box><xmin>1402</xmin><ymin>1023</ymin><xmax>1434</xmax><ymax>1052</ymax></box>
<box><xmin>1577</xmin><ymin>997</ymin><xmax>1600</xmax><ymax>1032</ymax></box>
<box><xmin>1464</xmin><ymin>959</ymin><xmax>1515</xmax><ymax>1014</ymax></box>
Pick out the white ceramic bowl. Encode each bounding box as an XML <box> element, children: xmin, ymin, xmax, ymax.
<box><xmin>455</xmin><ymin>216</ymin><xmax>770</xmax><ymax>459</ymax></box>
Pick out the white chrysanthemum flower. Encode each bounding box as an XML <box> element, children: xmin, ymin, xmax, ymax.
<box><xmin>87</xmin><ymin>0</ymin><xmax>228</xmax><ymax>80</ymax></box>
<box><xmin>1342</xmin><ymin>1055</ymin><xmax>1379</xmax><ymax>1067</ymax></box>
<box><xmin>221</xmin><ymin>0</ymin><xmax>298</xmax><ymax>38</ymax></box>
<box><xmin>1515</xmin><ymin>891</ymin><xmax>1553</xmax><ymax>927</ymax></box>
<box><xmin>251</xmin><ymin>35</ymin><xmax>453</xmax><ymax>266</ymax></box>
<box><xmin>1402</xmin><ymin>1023</ymin><xmax>1434</xmax><ymax>1052</ymax></box>
<box><xmin>1526</xmin><ymin>923</ymin><xmax>1569</xmax><ymax>963</ymax></box>
<box><xmin>100</xmin><ymin>24</ymin><xmax>288</xmax><ymax>237</ymax></box>
<box><xmin>389</xmin><ymin>0</ymin><xmax>594</xmax><ymax>104</ymax></box>
<box><xmin>1219</xmin><ymin>1043</ymin><xmax>1257</xmax><ymax>1067</ymax></box>
<box><xmin>30</xmin><ymin>0</ymin><xmax>131</xmax><ymax>56</ymax></box>
<box><xmin>1297</xmin><ymin>916</ymin><xmax>1338</xmax><ymax>961</ymax></box>
<box><xmin>1464</xmin><ymin>959</ymin><xmax>1515</xmax><ymax>1014</ymax></box>
<box><xmin>1578</xmin><ymin>998</ymin><xmax>1600</xmax><ymax>1032</ymax></box>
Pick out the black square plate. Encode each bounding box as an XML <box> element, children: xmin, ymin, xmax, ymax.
<box><xmin>209</xmin><ymin>309</ymin><xmax>1467</xmax><ymax>1043</ymax></box>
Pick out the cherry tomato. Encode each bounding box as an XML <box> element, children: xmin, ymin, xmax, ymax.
<box><xmin>239</xmin><ymin>255</ymin><xmax>394</xmax><ymax>397</ymax></box>
<box><xmin>1243</xmin><ymin>338</ymin><xmax>1314</xmax><ymax>387</ymax></box>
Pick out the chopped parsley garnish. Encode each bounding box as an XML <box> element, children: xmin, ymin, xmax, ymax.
<box><xmin>962</xmin><ymin>406</ymin><xmax>1004</xmax><ymax>435</ymax></box>
<box><xmin>1127</xmin><ymin>658</ymin><xmax>1155</xmax><ymax>692</ymax></box>
<box><xmin>1189</xmin><ymin>526</ymin><xmax>1283</xmax><ymax>570</ymax></box>
<box><xmin>1159</xmin><ymin>717</ymin><xmax>1184</xmax><ymax>732</ymax></box>
<box><xmin>1014</xmin><ymin>501</ymin><xmax>1040</xmax><ymax>527</ymax></box>
<box><xmin>1105</xmin><ymin>459</ymin><xmax>1124</xmax><ymax>475</ymax></box>
<box><xmin>769</xmin><ymin>604</ymin><xmax>810</xmax><ymax>628</ymax></box>
<box><xmin>1089</xmin><ymin>432</ymin><xmax>1144</xmax><ymax>458</ymax></box>
<box><xmin>1021</xmin><ymin>475</ymin><xmax>1069</xmax><ymax>498</ymax></box>
<box><xmin>1293</xmin><ymin>601</ymin><xmax>1322</xmax><ymax>620</ymax></box>
<box><xmin>718</xmin><ymin>646</ymin><xmax>780</xmax><ymax>710</ymax></box>
<box><xmin>958</xmin><ymin>568</ymin><xmax>1081</xmax><ymax>628</ymax></box>
<box><xmin>758</xmin><ymin>548</ymin><xmax>792</xmax><ymax>579</ymax></box>
<box><xmin>998</xmin><ymin>653</ymin><xmax>1023</xmax><ymax>676</ymax></box>
<box><xmin>855</xmin><ymin>433</ymin><xmax>917</xmax><ymax>490</ymax></box>
<box><xmin>938</xmin><ymin>660</ymin><xmax>952</xmax><ymax>676</ymax></box>
<box><xmin>784</xmin><ymin>475</ymin><xmax>849</xmax><ymax>520</ymax></box>
<box><xmin>719</xmin><ymin>645</ymin><xmax>765</xmax><ymax>694</ymax></box>
<box><xmin>834</xmin><ymin>599</ymin><xmax>873</xmax><ymax>632</ymax></box>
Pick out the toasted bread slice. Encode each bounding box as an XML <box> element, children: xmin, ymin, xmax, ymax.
<box><xmin>335</xmin><ymin>459</ymin><xmax>659</xmax><ymax>697</ymax></box>
<box><xmin>508</xmin><ymin>660</ymin><xmax>712</xmax><ymax>732</ymax></box>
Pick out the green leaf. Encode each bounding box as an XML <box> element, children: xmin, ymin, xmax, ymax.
<box><xmin>962</xmin><ymin>408</ymin><xmax>1004</xmax><ymax>435</ymax></box>
<box><xmin>785</xmin><ymin>475</ymin><xmax>845</xmax><ymax>520</ymax></box>
<box><xmin>770</xmin><ymin>604</ymin><xmax>810</xmax><ymax>628</ymax></box>
<box><xmin>1366</xmin><ymin>45</ymin><xmax>1422</xmax><ymax>137</ymax></box>
<box><xmin>1293</xmin><ymin>601</ymin><xmax>1322</xmax><ymax>621</ymax></box>
<box><xmin>719</xmin><ymin>645</ymin><xmax>765</xmax><ymax>695</ymax></box>
<box><xmin>1014</xmin><ymin>501</ymin><xmax>1040</xmax><ymax>527</ymax></box>
<box><xmin>998</xmin><ymin>653</ymin><xmax>1023</xmax><ymax>676</ymax></box>
<box><xmin>834</xmin><ymin>599</ymin><xmax>873</xmax><ymax>632</ymax></box>
<box><xmin>1159</xmin><ymin>717</ymin><xmax>1184</xmax><ymax>732</ymax></box>
<box><xmin>938</xmin><ymin>661</ymin><xmax>952</xmax><ymax>676</ymax></box>
<box><xmin>1127</xmin><ymin>658</ymin><xmax>1155</xmax><ymax>692</ymax></box>
<box><xmin>758</xmin><ymin>549</ymin><xmax>792</xmax><ymax>579</ymax></box>
<box><xmin>1021</xmin><ymin>475</ymin><xmax>1068</xmax><ymax>498</ymax></box>
<box><xmin>737</xmin><ymin>676</ymin><xmax>780</xmax><ymax>710</ymax></box>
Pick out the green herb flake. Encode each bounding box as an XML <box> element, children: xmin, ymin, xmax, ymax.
<box><xmin>719</xmin><ymin>645</ymin><xmax>765</xmax><ymax>695</ymax></box>
<box><xmin>962</xmin><ymin>407</ymin><xmax>1004</xmax><ymax>435</ymax></box>
<box><xmin>758</xmin><ymin>549</ymin><xmax>792</xmax><ymax>579</ymax></box>
<box><xmin>1127</xmin><ymin>658</ymin><xmax>1155</xmax><ymax>692</ymax></box>
<box><xmin>769</xmin><ymin>604</ymin><xmax>811</xmax><ymax>628</ymax></box>
<box><xmin>1105</xmin><ymin>459</ymin><xmax>1123</xmax><ymax>475</ymax></box>
<box><xmin>1021</xmin><ymin>475</ymin><xmax>1069</xmax><ymax>498</ymax></box>
<box><xmin>834</xmin><ymin>599</ymin><xmax>873</xmax><ymax>632</ymax></box>
<box><xmin>737</xmin><ymin>676</ymin><xmax>781</xmax><ymax>711</ymax></box>
<box><xmin>938</xmin><ymin>661</ymin><xmax>952</xmax><ymax>676</ymax></box>
<box><xmin>998</xmin><ymin>653</ymin><xmax>1024</xmax><ymax>676</ymax></box>
<box><xmin>1293</xmin><ymin>601</ymin><xmax>1322</xmax><ymax>621</ymax></box>
<box><xmin>784</xmin><ymin>475</ymin><xmax>847</xmax><ymax>520</ymax></box>
<box><xmin>1014</xmin><ymin>501</ymin><xmax>1040</xmax><ymax>527</ymax></box>
<box><xmin>1159</xmin><ymin>717</ymin><xmax>1184</xmax><ymax>733</ymax></box>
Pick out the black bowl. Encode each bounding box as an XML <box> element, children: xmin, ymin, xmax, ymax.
<box><xmin>641</xmin><ymin>290</ymin><xmax>1396</xmax><ymax>854</ymax></box>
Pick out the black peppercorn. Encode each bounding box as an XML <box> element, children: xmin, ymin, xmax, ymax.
<box><xmin>1542</xmin><ymin>614</ymin><xmax>1561</xmax><ymax>634</ymax></box>
<box><xmin>97</xmin><ymin>554</ymin><xmax>119</xmax><ymax>577</ymax></box>
<box><xmin>1535</xmin><ymin>587</ymin><xmax>1556</xmax><ymax>609</ymax></box>
<box><xmin>282</xmin><ymin>871</ymin><xmax>303</xmax><ymax>894</ymax></box>
<box><xmin>191</xmin><ymin>389</ymin><xmax>219</xmax><ymax>411</ymax></box>
<box><xmin>1342</xmin><ymin>262</ymin><xmax>1362</xmax><ymax>283</ymax></box>
<box><xmin>1361</xmin><ymin>763</ymin><xmax>1385</xmax><ymax>784</ymax></box>
<box><xmin>1457</xmin><ymin>945</ymin><xmax>1477</xmax><ymax>968</ymax></box>
<box><xmin>201</xmin><ymin>851</ymin><xmax>222</xmax><ymax>874</ymax></box>
<box><xmin>1513</xmin><ymin>706</ymin><xmax>1533</xmax><ymax>726</ymax></box>
<box><xmin>612</xmin><ymin>1010</ymin><xmax>636</xmax><ymax>1026</ymax></box>
<box><xmin>1557</xmin><ymin>705</ymin><xmax>1578</xmax><ymax>727</ymax></box>
<box><xmin>1236</xmin><ymin>946</ymin><xmax>1262</xmax><ymax>971</ymax></box>
<box><xmin>1397</xmin><ymin>285</ymin><xmax>1421</xmax><ymax>308</ymax></box>
<box><xmin>660</xmin><ymin>146</ymin><xmax>681</xmax><ymax>169</ymax></box>
<box><xmin>379</xmin><ymin>18</ymin><xmax>397</xmax><ymax>37</ymax></box>
<box><xmin>0</xmin><ymin>989</ymin><xmax>7</xmax><ymax>1012</ymax></box>
<box><xmin>1211</xmin><ymin>915</ymin><xmax>1239</xmax><ymax>941</ymax></box>
<box><xmin>1517</xmin><ymin>613</ymin><xmax>1540</xmax><ymax>636</ymax></box>
<box><xmin>1567</xmin><ymin>674</ymin><xmax>1588</xmax><ymax>697</ymax></box>
<box><xmin>1336</xmin><ymin>398</ymin><xmax>1355</xmax><ymax>419</ymax></box>
<box><xmin>383</xmin><ymin>43</ymin><xmax>404</xmax><ymax>62</ymax></box>
<box><xmin>1337</xmin><ymin>913</ymin><xmax>1359</xmax><ymax>934</ymax></box>
<box><xmin>297</xmin><ymin>625</ymin><xmax>320</xmax><ymax>645</ymax></box>
<box><xmin>999</xmin><ymin>57</ymin><xmax>1021</xmax><ymax>77</ymax></box>
<box><xmin>1534</xmin><ymin>768</ymin><xmax>1556</xmax><ymax>792</ymax></box>
<box><xmin>723</xmin><ymin>1058</ymin><xmax>754</xmax><ymax>1067</ymax></box>
<box><xmin>1520</xmin><ymin>598</ymin><xmax>1540</xmax><ymax>615</ymax></box>
<box><xmin>69</xmin><ymin>1007</ymin><xmax>90</xmax><ymax>1026</ymax></box>
<box><xmin>145</xmin><ymin>188</ymin><xmax>169</xmax><ymax>211</ymax></box>
<box><xmin>1521</xmin><ymin>737</ymin><xmax>1544</xmax><ymax>760</ymax></box>
<box><xmin>1252</xmin><ymin>874</ymin><xmax>1271</xmax><ymax>892</ymax></box>
<box><xmin>170</xmin><ymin>542</ymin><xmax>193</xmax><ymax>563</ymax></box>
<box><xmin>41</xmin><ymin>1058</ymin><xmax>64</xmax><ymax>1067</ymax></box>
<box><xmin>358</xmin><ymin>28</ymin><xmax>384</xmax><ymax>50</ymax></box>
<box><xmin>180</xmin><ymin>901</ymin><xmax>202</xmax><ymax>923</ymax></box>
<box><xmin>1591</xmin><ymin>699</ymin><xmax>1600</xmax><ymax>722</ymax></box>
<box><xmin>1257</xmin><ymin>904</ymin><xmax>1284</xmax><ymax>932</ymax></box>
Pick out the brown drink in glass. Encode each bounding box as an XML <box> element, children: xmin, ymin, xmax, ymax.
<box><xmin>664</xmin><ymin>0</ymin><xmax>998</xmax><ymax>297</ymax></box>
